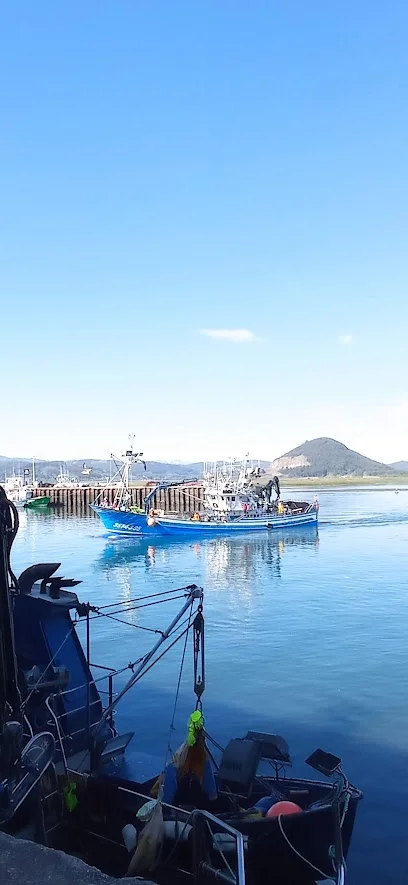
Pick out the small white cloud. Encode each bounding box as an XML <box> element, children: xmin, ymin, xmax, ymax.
<box><xmin>339</xmin><ymin>334</ymin><xmax>353</xmax><ymax>345</ymax></box>
<box><xmin>200</xmin><ymin>328</ymin><xmax>263</xmax><ymax>343</ymax></box>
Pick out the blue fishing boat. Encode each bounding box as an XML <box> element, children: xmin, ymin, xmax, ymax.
<box><xmin>93</xmin><ymin>503</ymin><xmax>318</xmax><ymax>536</ymax></box>
<box><xmin>92</xmin><ymin>447</ymin><xmax>319</xmax><ymax>537</ymax></box>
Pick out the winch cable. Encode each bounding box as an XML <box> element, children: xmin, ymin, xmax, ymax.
<box><xmin>88</xmin><ymin>593</ymin><xmax>190</xmax><ymax>625</ymax></box>
<box><xmin>119</xmin><ymin>622</ymin><xmax>196</xmax><ymax>687</ymax></box>
<box><xmin>96</xmin><ymin>585</ymin><xmax>195</xmax><ymax>610</ymax></box>
<box><xmin>84</xmin><ymin>600</ymin><xmax>197</xmax><ymax>637</ymax></box>
<box><xmin>161</xmin><ymin>604</ymin><xmax>206</xmax><ymax>786</ymax></box>
<box><xmin>164</xmin><ymin>608</ymin><xmax>193</xmax><ymax>767</ymax></box>
<box><xmin>90</xmin><ymin>611</ymin><xmax>164</xmax><ymax>634</ymax></box>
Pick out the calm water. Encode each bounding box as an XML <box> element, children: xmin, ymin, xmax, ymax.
<box><xmin>11</xmin><ymin>488</ymin><xmax>408</xmax><ymax>882</ymax></box>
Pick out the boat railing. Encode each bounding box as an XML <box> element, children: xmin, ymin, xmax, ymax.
<box><xmin>189</xmin><ymin>808</ymin><xmax>246</xmax><ymax>885</ymax></box>
<box><xmin>88</xmin><ymin>661</ymin><xmax>116</xmax><ymax>727</ymax></box>
<box><xmin>61</xmin><ymin>774</ymin><xmax>246</xmax><ymax>885</ymax></box>
<box><xmin>31</xmin><ymin>661</ymin><xmax>121</xmax><ymax>762</ymax></box>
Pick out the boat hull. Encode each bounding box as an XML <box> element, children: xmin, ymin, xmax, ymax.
<box><xmin>24</xmin><ymin>496</ymin><xmax>50</xmax><ymax>509</ymax></box>
<box><xmin>92</xmin><ymin>506</ymin><xmax>318</xmax><ymax>536</ymax></box>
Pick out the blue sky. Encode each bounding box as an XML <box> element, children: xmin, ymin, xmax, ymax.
<box><xmin>1</xmin><ymin>2</ymin><xmax>408</xmax><ymax>463</ymax></box>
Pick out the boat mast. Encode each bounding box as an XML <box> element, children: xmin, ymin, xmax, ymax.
<box><xmin>98</xmin><ymin>435</ymin><xmax>146</xmax><ymax>510</ymax></box>
<box><xmin>122</xmin><ymin>434</ymin><xmax>134</xmax><ymax>504</ymax></box>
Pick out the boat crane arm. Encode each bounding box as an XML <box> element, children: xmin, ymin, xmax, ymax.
<box><xmin>144</xmin><ymin>482</ymin><xmax>170</xmax><ymax>511</ymax></box>
<box><xmin>144</xmin><ymin>481</ymin><xmax>198</xmax><ymax>512</ymax></box>
<box><xmin>97</xmin><ymin>584</ymin><xmax>204</xmax><ymax>727</ymax></box>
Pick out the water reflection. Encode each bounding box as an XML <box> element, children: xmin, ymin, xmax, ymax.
<box><xmin>97</xmin><ymin>537</ymin><xmax>159</xmax><ymax>571</ymax></box>
<box><xmin>201</xmin><ymin>529</ymin><xmax>319</xmax><ymax>586</ymax></box>
<box><xmin>96</xmin><ymin>528</ymin><xmax>319</xmax><ymax>589</ymax></box>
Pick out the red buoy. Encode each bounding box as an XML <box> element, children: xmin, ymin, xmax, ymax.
<box><xmin>266</xmin><ymin>800</ymin><xmax>302</xmax><ymax>818</ymax></box>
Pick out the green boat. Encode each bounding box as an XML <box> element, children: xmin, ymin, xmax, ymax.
<box><xmin>24</xmin><ymin>495</ymin><xmax>50</xmax><ymax>509</ymax></box>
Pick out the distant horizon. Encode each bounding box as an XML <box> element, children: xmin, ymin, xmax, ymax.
<box><xmin>0</xmin><ymin>436</ymin><xmax>406</xmax><ymax>468</ymax></box>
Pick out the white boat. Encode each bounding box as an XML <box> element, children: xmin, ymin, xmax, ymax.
<box><xmin>202</xmin><ymin>455</ymin><xmax>265</xmax><ymax>516</ymax></box>
<box><xmin>54</xmin><ymin>464</ymin><xmax>81</xmax><ymax>488</ymax></box>
<box><xmin>3</xmin><ymin>476</ymin><xmax>32</xmax><ymax>506</ymax></box>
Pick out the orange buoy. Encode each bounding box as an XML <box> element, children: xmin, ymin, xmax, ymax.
<box><xmin>266</xmin><ymin>800</ymin><xmax>302</xmax><ymax>818</ymax></box>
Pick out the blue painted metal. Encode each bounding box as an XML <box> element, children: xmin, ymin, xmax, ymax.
<box><xmin>13</xmin><ymin>586</ymin><xmax>114</xmax><ymax>761</ymax></box>
<box><xmin>91</xmin><ymin>504</ymin><xmax>318</xmax><ymax>536</ymax></box>
<box><xmin>91</xmin><ymin>505</ymin><xmax>153</xmax><ymax>535</ymax></box>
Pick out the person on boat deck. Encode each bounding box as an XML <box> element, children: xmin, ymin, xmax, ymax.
<box><xmin>277</xmin><ymin>500</ymin><xmax>284</xmax><ymax>515</ymax></box>
<box><xmin>151</xmin><ymin>711</ymin><xmax>217</xmax><ymax>806</ymax></box>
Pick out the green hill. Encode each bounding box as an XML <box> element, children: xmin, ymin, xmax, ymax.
<box><xmin>269</xmin><ymin>437</ymin><xmax>396</xmax><ymax>478</ymax></box>
<box><xmin>389</xmin><ymin>460</ymin><xmax>408</xmax><ymax>473</ymax></box>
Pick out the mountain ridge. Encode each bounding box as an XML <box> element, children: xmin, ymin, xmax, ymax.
<box><xmin>0</xmin><ymin>455</ymin><xmax>269</xmax><ymax>483</ymax></box>
<box><xmin>389</xmin><ymin>460</ymin><xmax>408</xmax><ymax>473</ymax></box>
<box><xmin>267</xmin><ymin>437</ymin><xmax>397</xmax><ymax>478</ymax></box>
<box><xmin>0</xmin><ymin>439</ymin><xmax>403</xmax><ymax>482</ymax></box>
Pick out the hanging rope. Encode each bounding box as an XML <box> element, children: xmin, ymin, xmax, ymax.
<box><xmin>87</xmin><ymin>593</ymin><xmax>188</xmax><ymax>624</ymax></box>
<box><xmin>164</xmin><ymin>609</ymin><xmax>193</xmax><ymax>767</ymax></box>
<box><xmin>93</xmin><ymin>610</ymin><xmax>164</xmax><ymax>635</ymax></box>
<box><xmin>96</xmin><ymin>585</ymin><xmax>195</xmax><ymax>611</ymax></box>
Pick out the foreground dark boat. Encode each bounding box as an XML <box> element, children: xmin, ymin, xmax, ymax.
<box><xmin>0</xmin><ymin>486</ymin><xmax>361</xmax><ymax>884</ymax></box>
